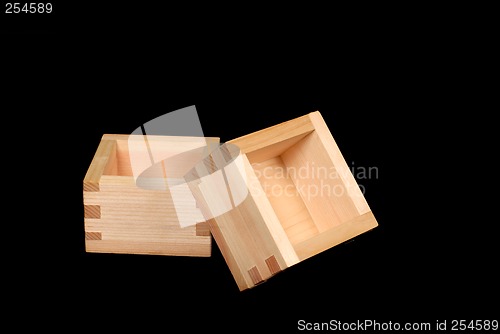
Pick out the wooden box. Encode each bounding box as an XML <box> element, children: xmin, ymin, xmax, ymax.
<box><xmin>187</xmin><ymin>112</ymin><xmax>378</xmax><ymax>290</ymax></box>
<box><xmin>83</xmin><ymin>134</ymin><xmax>218</xmax><ymax>257</ymax></box>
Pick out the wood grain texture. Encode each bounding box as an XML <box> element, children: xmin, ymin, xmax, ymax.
<box><xmin>294</xmin><ymin>211</ymin><xmax>378</xmax><ymax>261</ymax></box>
<box><xmin>83</xmin><ymin>134</ymin><xmax>218</xmax><ymax>257</ymax></box>
<box><xmin>85</xmin><ymin>232</ymin><xmax>102</xmax><ymax>240</ymax></box>
<box><xmin>228</xmin><ymin>114</ymin><xmax>314</xmax><ymax>154</ymax></box>
<box><xmin>202</xmin><ymin>112</ymin><xmax>379</xmax><ymax>290</ymax></box>
<box><xmin>248</xmin><ymin>266</ymin><xmax>264</xmax><ymax>285</ymax></box>
<box><xmin>281</xmin><ymin>131</ymin><xmax>359</xmax><ymax>232</ymax></box>
<box><xmin>308</xmin><ymin>111</ymin><xmax>371</xmax><ymax>215</ymax></box>
<box><xmin>196</xmin><ymin>222</ymin><xmax>210</xmax><ymax>236</ymax></box>
<box><xmin>83</xmin><ymin>182</ymin><xmax>99</xmax><ymax>192</ymax></box>
<box><xmin>242</xmin><ymin>154</ymin><xmax>299</xmax><ymax>268</ymax></box>
<box><xmin>84</xmin><ymin>205</ymin><xmax>101</xmax><ymax>219</ymax></box>
<box><xmin>207</xmin><ymin>218</ymin><xmax>249</xmax><ymax>289</ymax></box>
<box><xmin>252</xmin><ymin>156</ymin><xmax>319</xmax><ymax>245</ymax></box>
<box><xmin>83</xmin><ymin>139</ymin><xmax>116</xmax><ymax>190</ymax></box>
<box><xmin>189</xmin><ymin>192</ymin><xmax>289</xmax><ymax>290</ymax></box>
<box><xmin>187</xmin><ymin>151</ymin><xmax>297</xmax><ymax>290</ymax></box>
<box><xmin>265</xmin><ymin>255</ymin><xmax>281</xmax><ymax>275</ymax></box>
<box><xmin>85</xmin><ymin>239</ymin><xmax>211</xmax><ymax>256</ymax></box>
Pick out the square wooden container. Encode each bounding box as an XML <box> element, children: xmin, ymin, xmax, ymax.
<box><xmin>189</xmin><ymin>112</ymin><xmax>378</xmax><ymax>290</ymax></box>
<box><xmin>83</xmin><ymin>134</ymin><xmax>218</xmax><ymax>257</ymax></box>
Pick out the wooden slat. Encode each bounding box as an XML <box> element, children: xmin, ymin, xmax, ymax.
<box><xmin>252</xmin><ymin>156</ymin><xmax>319</xmax><ymax>245</ymax></box>
<box><xmin>83</xmin><ymin>138</ymin><xmax>117</xmax><ymax>189</ymax></box>
<box><xmin>294</xmin><ymin>211</ymin><xmax>378</xmax><ymax>261</ymax></box>
<box><xmin>207</xmin><ymin>219</ymin><xmax>249</xmax><ymax>289</ymax></box>
<box><xmin>242</xmin><ymin>155</ymin><xmax>299</xmax><ymax>267</ymax></box>
<box><xmin>308</xmin><ymin>111</ymin><xmax>371</xmax><ymax>215</ymax></box>
<box><xmin>85</xmin><ymin>239</ymin><xmax>211</xmax><ymax>257</ymax></box>
<box><xmin>282</xmin><ymin>130</ymin><xmax>359</xmax><ymax>232</ymax></box>
<box><xmin>246</xmin><ymin>132</ymin><xmax>312</xmax><ymax>163</ymax></box>
<box><xmin>228</xmin><ymin>114</ymin><xmax>314</xmax><ymax>154</ymax></box>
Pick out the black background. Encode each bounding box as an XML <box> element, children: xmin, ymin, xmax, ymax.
<box><xmin>3</xmin><ymin>4</ymin><xmax>497</xmax><ymax>332</ymax></box>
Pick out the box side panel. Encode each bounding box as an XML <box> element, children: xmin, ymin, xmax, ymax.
<box><xmin>293</xmin><ymin>211</ymin><xmax>378</xmax><ymax>261</ymax></box>
<box><xmin>251</xmin><ymin>156</ymin><xmax>319</xmax><ymax>246</ymax></box>
<box><xmin>228</xmin><ymin>114</ymin><xmax>314</xmax><ymax>154</ymax></box>
<box><xmin>208</xmin><ymin>194</ymin><xmax>291</xmax><ymax>290</ymax></box>
<box><xmin>83</xmin><ymin>176</ymin><xmax>211</xmax><ymax>256</ymax></box>
<box><xmin>83</xmin><ymin>135</ymin><xmax>220</xmax><ymax>257</ymax></box>
<box><xmin>281</xmin><ymin>131</ymin><xmax>360</xmax><ymax>232</ymax></box>
<box><xmin>187</xmin><ymin>152</ymin><xmax>299</xmax><ymax>290</ymax></box>
<box><xmin>308</xmin><ymin>112</ymin><xmax>371</xmax><ymax>215</ymax></box>
<box><xmin>85</xmin><ymin>239</ymin><xmax>211</xmax><ymax>257</ymax></box>
<box><xmin>83</xmin><ymin>138</ymin><xmax>117</xmax><ymax>191</ymax></box>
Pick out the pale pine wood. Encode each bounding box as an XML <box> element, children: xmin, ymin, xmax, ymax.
<box><xmin>230</xmin><ymin>114</ymin><xmax>315</xmax><ymax>154</ymax></box>
<box><xmin>84</xmin><ymin>139</ymin><xmax>117</xmax><ymax>191</ymax></box>
<box><xmin>294</xmin><ymin>211</ymin><xmax>378</xmax><ymax>261</ymax></box>
<box><xmin>83</xmin><ymin>134</ymin><xmax>218</xmax><ymax>257</ymax></box>
<box><xmin>190</xmin><ymin>151</ymin><xmax>300</xmax><ymax>289</ymax></box>
<box><xmin>308</xmin><ymin>111</ymin><xmax>371</xmax><ymax>215</ymax></box>
<box><xmin>85</xmin><ymin>113</ymin><xmax>378</xmax><ymax>288</ymax></box>
<box><xmin>242</xmin><ymin>154</ymin><xmax>299</xmax><ymax>268</ymax></box>
<box><xmin>186</xmin><ymin>146</ymin><xmax>297</xmax><ymax>290</ymax></box>
<box><xmin>281</xmin><ymin>131</ymin><xmax>359</xmax><ymax>232</ymax></box>
<box><xmin>246</xmin><ymin>132</ymin><xmax>312</xmax><ymax>163</ymax></box>
<box><xmin>252</xmin><ymin>156</ymin><xmax>319</xmax><ymax>245</ymax></box>
<box><xmin>199</xmin><ymin>111</ymin><xmax>379</xmax><ymax>290</ymax></box>
<box><xmin>85</xmin><ymin>239</ymin><xmax>210</xmax><ymax>256</ymax></box>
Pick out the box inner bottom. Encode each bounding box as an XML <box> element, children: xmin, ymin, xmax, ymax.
<box><xmin>248</xmin><ymin>131</ymin><xmax>360</xmax><ymax>251</ymax></box>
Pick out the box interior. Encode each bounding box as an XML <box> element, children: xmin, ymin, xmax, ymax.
<box><xmin>99</xmin><ymin>132</ymin><xmax>366</xmax><ymax>261</ymax></box>
<box><xmin>102</xmin><ymin>140</ymin><xmax>133</xmax><ymax>176</ymax></box>
<box><xmin>103</xmin><ymin>139</ymin><xmax>212</xmax><ymax>180</ymax></box>
<box><xmin>247</xmin><ymin>130</ymin><xmax>361</xmax><ymax>254</ymax></box>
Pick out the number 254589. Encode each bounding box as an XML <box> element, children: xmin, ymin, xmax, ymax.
<box><xmin>5</xmin><ymin>3</ymin><xmax>52</xmax><ymax>13</ymax></box>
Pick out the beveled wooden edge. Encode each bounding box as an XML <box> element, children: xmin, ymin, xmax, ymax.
<box><xmin>102</xmin><ymin>134</ymin><xmax>220</xmax><ymax>143</ymax></box>
<box><xmin>227</xmin><ymin>114</ymin><xmax>315</xmax><ymax>154</ymax></box>
<box><xmin>84</xmin><ymin>134</ymin><xmax>220</xmax><ymax>191</ymax></box>
<box><xmin>83</xmin><ymin>139</ymin><xmax>117</xmax><ymax>192</ymax></box>
<box><xmin>294</xmin><ymin>211</ymin><xmax>378</xmax><ymax>261</ymax></box>
<box><xmin>307</xmin><ymin>112</ymin><xmax>371</xmax><ymax>215</ymax></box>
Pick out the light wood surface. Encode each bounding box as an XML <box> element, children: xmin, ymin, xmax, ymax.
<box><xmin>294</xmin><ymin>211</ymin><xmax>377</xmax><ymax>261</ymax></box>
<box><xmin>252</xmin><ymin>156</ymin><xmax>319</xmax><ymax>245</ymax></box>
<box><xmin>83</xmin><ymin>134</ymin><xmax>218</xmax><ymax>257</ymax></box>
<box><xmin>84</xmin><ymin>113</ymin><xmax>379</xmax><ymax>288</ymax></box>
<box><xmin>199</xmin><ymin>111</ymin><xmax>379</xmax><ymax>290</ymax></box>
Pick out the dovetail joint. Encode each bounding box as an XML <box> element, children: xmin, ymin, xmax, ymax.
<box><xmin>84</xmin><ymin>205</ymin><xmax>101</xmax><ymax>219</ymax></box>
<box><xmin>85</xmin><ymin>231</ymin><xmax>102</xmax><ymax>240</ymax></box>
<box><xmin>248</xmin><ymin>266</ymin><xmax>264</xmax><ymax>285</ymax></box>
<box><xmin>196</xmin><ymin>222</ymin><xmax>211</xmax><ymax>236</ymax></box>
<box><xmin>265</xmin><ymin>255</ymin><xmax>281</xmax><ymax>275</ymax></box>
<box><xmin>83</xmin><ymin>182</ymin><xmax>99</xmax><ymax>192</ymax></box>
